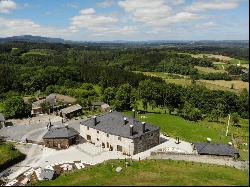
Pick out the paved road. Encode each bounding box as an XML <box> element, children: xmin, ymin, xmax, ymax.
<box><xmin>0</xmin><ymin>115</ymin><xmax>84</xmax><ymax>142</ymax></box>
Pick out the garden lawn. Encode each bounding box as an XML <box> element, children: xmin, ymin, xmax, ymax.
<box><xmin>123</xmin><ymin>110</ymin><xmax>232</xmax><ymax>143</ymax></box>
<box><xmin>32</xmin><ymin>159</ymin><xmax>249</xmax><ymax>186</ymax></box>
<box><xmin>0</xmin><ymin>143</ymin><xmax>25</xmax><ymax>171</ymax></box>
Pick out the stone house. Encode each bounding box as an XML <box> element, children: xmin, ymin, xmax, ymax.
<box><xmin>43</xmin><ymin>125</ymin><xmax>79</xmax><ymax>149</ymax></box>
<box><xmin>80</xmin><ymin>111</ymin><xmax>160</xmax><ymax>155</ymax></box>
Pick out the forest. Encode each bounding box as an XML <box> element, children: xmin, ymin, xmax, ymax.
<box><xmin>0</xmin><ymin>41</ymin><xmax>249</xmax><ymax>121</ymax></box>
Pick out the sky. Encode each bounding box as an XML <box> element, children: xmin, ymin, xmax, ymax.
<box><xmin>0</xmin><ymin>0</ymin><xmax>249</xmax><ymax>41</ymax></box>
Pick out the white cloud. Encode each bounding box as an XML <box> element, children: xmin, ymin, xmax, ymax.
<box><xmin>118</xmin><ymin>0</ymin><xmax>172</xmax><ymax>24</ymax></box>
<box><xmin>118</xmin><ymin>0</ymin><xmax>199</xmax><ymax>27</ymax></box>
<box><xmin>0</xmin><ymin>17</ymin><xmax>68</xmax><ymax>37</ymax></box>
<box><xmin>0</xmin><ymin>0</ymin><xmax>16</xmax><ymax>13</ymax></box>
<box><xmin>195</xmin><ymin>21</ymin><xmax>218</xmax><ymax>29</ymax></box>
<box><xmin>97</xmin><ymin>0</ymin><xmax>114</xmax><ymax>8</ymax></box>
<box><xmin>70</xmin><ymin>8</ymin><xmax>138</xmax><ymax>35</ymax></box>
<box><xmin>184</xmin><ymin>0</ymin><xmax>239</xmax><ymax>12</ymax></box>
<box><xmin>80</xmin><ymin>8</ymin><xmax>96</xmax><ymax>14</ymax></box>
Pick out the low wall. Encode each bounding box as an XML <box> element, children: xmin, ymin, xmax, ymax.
<box><xmin>26</xmin><ymin>139</ymin><xmax>44</xmax><ymax>145</ymax></box>
<box><xmin>150</xmin><ymin>151</ymin><xmax>234</xmax><ymax>161</ymax></box>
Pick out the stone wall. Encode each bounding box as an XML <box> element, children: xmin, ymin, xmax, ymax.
<box><xmin>43</xmin><ymin>137</ymin><xmax>78</xmax><ymax>149</ymax></box>
<box><xmin>133</xmin><ymin>129</ymin><xmax>160</xmax><ymax>154</ymax></box>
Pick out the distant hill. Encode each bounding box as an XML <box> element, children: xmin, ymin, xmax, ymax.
<box><xmin>0</xmin><ymin>35</ymin><xmax>66</xmax><ymax>44</ymax></box>
<box><xmin>0</xmin><ymin>35</ymin><xmax>248</xmax><ymax>48</ymax></box>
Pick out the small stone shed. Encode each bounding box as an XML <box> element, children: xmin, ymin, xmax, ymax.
<box><xmin>43</xmin><ymin>126</ymin><xmax>79</xmax><ymax>149</ymax></box>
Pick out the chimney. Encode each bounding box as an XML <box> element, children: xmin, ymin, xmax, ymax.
<box><xmin>132</xmin><ymin>109</ymin><xmax>135</xmax><ymax>119</ymax></box>
<box><xmin>142</xmin><ymin>122</ymin><xmax>146</xmax><ymax>133</ymax></box>
<box><xmin>130</xmin><ymin>125</ymin><xmax>134</xmax><ymax>136</ymax></box>
<box><xmin>93</xmin><ymin>116</ymin><xmax>97</xmax><ymax>126</ymax></box>
<box><xmin>123</xmin><ymin>117</ymin><xmax>127</xmax><ymax>125</ymax></box>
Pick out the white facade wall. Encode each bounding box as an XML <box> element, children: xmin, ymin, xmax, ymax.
<box><xmin>80</xmin><ymin>124</ymin><xmax>135</xmax><ymax>155</ymax></box>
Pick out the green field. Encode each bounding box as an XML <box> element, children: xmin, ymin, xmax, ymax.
<box><xmin>21</xmin><ymin>51</ymin><xmax>50</xmax><ymax>57</ymax></box>
<box><xmin>229</xmin><ymin>58</ymin><xmax>249</xmax><ymax>65</ymax></box>
<box><xmin>0</xmin><ymin>143</ymin><xmax>25</xmax><ymax>170</ymax></box>
<box><xmin>32</xmin><ymin>159</ymin><xmax>249</xmax><ymax>186</ymax></box>
<box><xmin>140</xmin><ymin>71</ymin><xmax>247</xmax><ymax>94</ymax></box>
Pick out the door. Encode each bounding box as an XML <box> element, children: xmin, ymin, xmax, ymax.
<box><xmin>117</xmin><ymin>145</ymin><xmax>122</xmax><ymax>152</ymax></box>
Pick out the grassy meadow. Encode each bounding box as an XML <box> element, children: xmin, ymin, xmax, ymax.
<box><xmin>32</xmin><ymin>159</ymin><xmax>249</xmax><ymax>186</ymax></box>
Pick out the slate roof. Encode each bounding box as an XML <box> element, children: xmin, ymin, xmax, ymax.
<box><xmin>32</xmin><ymin>99</ymin><xmax>46</xmax><ymax>108</ymax></box>
<box><xmin>60</xmin><ymin>104</ymin><xmax>82</xmax><ymax>114</ymax></box>
<box><xmin>101</xmin><ymin>103</ymin><xmax>110</xmax><ymax>109</ymax></box>
<box><xmin>0</xmin><ymin>113</ymin><xmax>5</xmax><ymax>122</ymax></box>
<box><xmin>193</xmin><ymin>142</ymin><xmax>239</xmax><ymax>157</ymax></box>
<box><xmin>32</xmin><ymin>94</ymin><xmax>57</xmax><ymax>108</ymax></box>
<box><xmin>43</xmin><ymin>126</ymin><xmax>79</xmax><ymax>139</ymax></box>
<box><xmin>40</xmin><ymin>169</ymin><xmax>56</xmax><ymax>180</ymax></box>
<box><xmin>80</xmin><ymin>111</ymin><xmax>160</xmax><ymax>139</ymax></box>
<box><xmin>46</xmin><ymin>94</ymin><xmax>56</xmax><ymax>106</ymax></box>
<box><xmin>242</xmin><ymin>69</ymin><xmax>249</xmax><ymax>74</ymax></box>
<box><xmin>91</xmin><ymin>101</ymin><xmax>105</xmax><ymax>106</ymax></box>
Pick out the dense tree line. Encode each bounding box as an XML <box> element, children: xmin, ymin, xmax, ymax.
<box><xmin>0</xmin><ymin>41</ymin><xmax>248</xmax><ymax>120</ymax></box>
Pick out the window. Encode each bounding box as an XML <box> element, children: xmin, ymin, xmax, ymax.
<box><xmin>151</xmin><ymin>133</ymin><xmax>153</xmax><ymax>136</ymax></box>
<box><xmin>97</xmin><ymin>130</ymin><xmax>99</xmax><ymax>134</ymax></box>
<box><xmin>117</xmin><ymin>145</ymin><xmax>123</xmax><ymax>152</ymax></box>
<box><xmin>87</xmin><ymin>135</ymin><xmax>91</xmax><ymax>141</ymax></box>
<box><xmin>97</xmin><ymin>138</ymin><xmax>99</xmax><ymax>141</ymax></box>
<box><xmin>107</xmin><ymin>134</ymin><xmax>109</xmax><ymax>137</ymax></box>
<box><xmin>118</xmin><ymin>136</ymin><xmax>121</xmax><ymax>141</ymax></box>
<box><xmin>87</xmin><ymin>127</ymin><xmax>89</xmax><ymax>130</ymax></box>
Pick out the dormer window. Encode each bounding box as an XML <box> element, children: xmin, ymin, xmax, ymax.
<box><xmin>107</xmin><ymin>134</ymin><xmax>109</xmax><ymax>137</ymax></box>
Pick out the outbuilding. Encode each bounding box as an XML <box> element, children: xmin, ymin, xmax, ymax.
<box><xmin>193</xmin><ymin>142</ymin><xmax>240</xmax><ymax>158</ymax></box>
<box><xmin>60</xmin><ymin>104</ymin><xmax>82</xmax><ymax>119</ymax></box>
<box><xmin>43</xmin><ymin>126</ymin><xmax>79</xmax><ymax>149</ymax></box>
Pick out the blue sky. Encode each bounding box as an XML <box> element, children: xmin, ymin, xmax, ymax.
<box><xmin>0</xmin><ymin>0</ymin><xmax>249</xmax><ymax>41</ymax></box>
